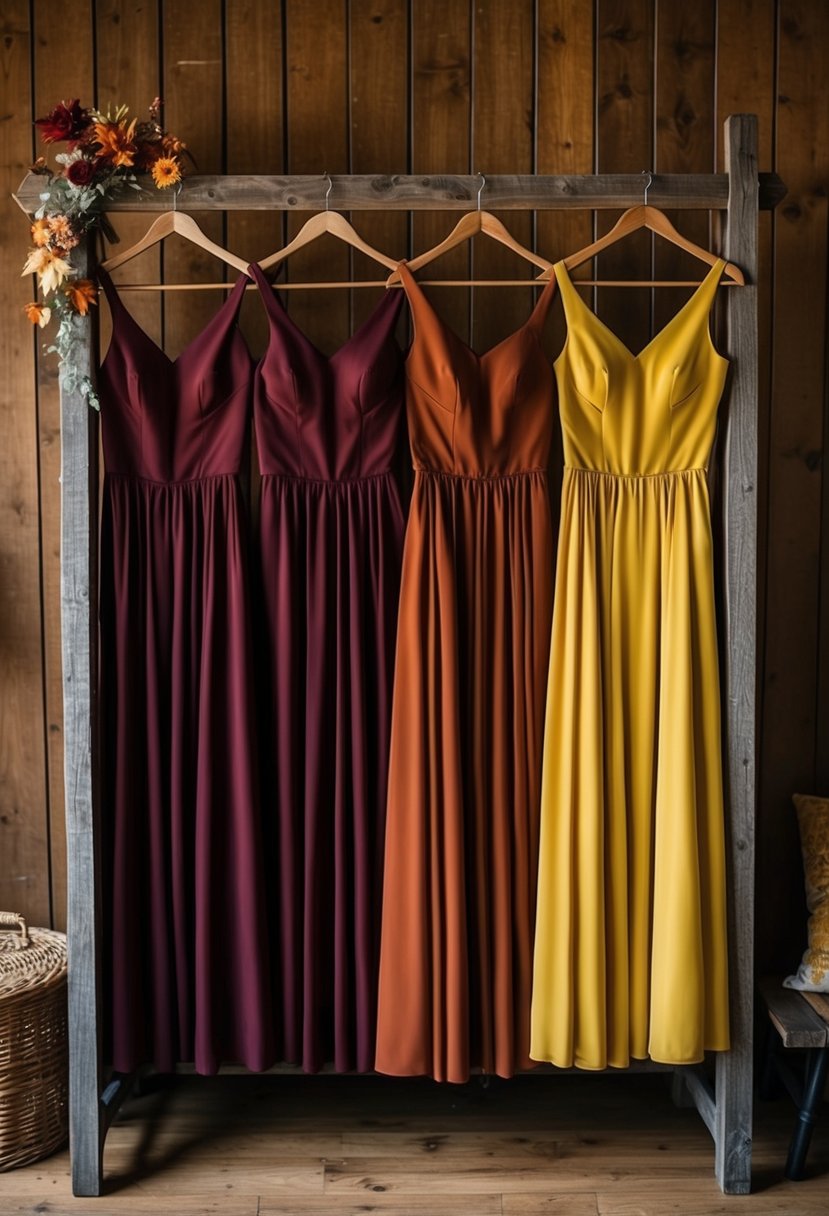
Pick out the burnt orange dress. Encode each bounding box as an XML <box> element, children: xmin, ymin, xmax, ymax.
<box><xmin>375</xmin><ymin>263</ymin><xmax>556</xmax><ymax>1082</ymax></box>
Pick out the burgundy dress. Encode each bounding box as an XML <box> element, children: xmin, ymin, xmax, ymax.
<box><xmin>97</xmin><ymin>266</ymin><xmax>273</xmax><ymax>1074</ymax></box>
<box><xmin>249</xmin><ymin>263</ymin><xmax>405</xmax><ymax>1073</ymax></box>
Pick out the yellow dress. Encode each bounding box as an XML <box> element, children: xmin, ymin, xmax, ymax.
<box><xmin>531</xmin><ymin>259</ymin><xmax>731</xmax><ymax>1070</ymax></box>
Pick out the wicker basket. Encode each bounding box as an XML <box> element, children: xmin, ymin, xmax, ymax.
<box><xmin>0</xmin><ymin>911</ymin><xmax>68</xmax><ymax>1170</ymax></box>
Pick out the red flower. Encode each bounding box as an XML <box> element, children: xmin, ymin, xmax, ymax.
<box><xmin>35</xmin><ymin>99</ymin><xmax>91</xmax><ymax>145</ymax></box>
<box><xmin>66</xmin><ymin>158</ymin><xmax>95</xmax><ymax>187</ymax></box>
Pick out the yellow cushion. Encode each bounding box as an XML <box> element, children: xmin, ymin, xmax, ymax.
<box><xmin>784</xmin><ymin>793</ymin><xmax>829</xmax><ymax>993</ymax></box>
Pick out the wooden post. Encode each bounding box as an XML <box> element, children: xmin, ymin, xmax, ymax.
<box><xmin>60</xmin><ymin>239</ymin><xmax>104</xmax><ymax>1197</ymax></box>
<box><xmin>715</xmin><ymin>113</ymin><xmax>759</xmax><ymax>1196</ymax></box>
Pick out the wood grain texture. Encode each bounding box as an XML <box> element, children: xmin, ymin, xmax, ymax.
<box><xmin>283</xmin><ymin>0</ymin><xmax>349</xmax><ymax>351</ymax></box>
<box><xmin>95</xmin><ymin>0</ymin><xmax>162</xmax><ymax>352</ymax></box>
<box><xmin>161</xmin><ymin>0</ymin><xmax>227</xmax><ymax>356</ymax></box>
<box><xmin>225</xmin><ymin>0</ymin><xmax>284</xmax><ymax>356</ymax></box>
<box><xmin>57</xmin><ymin>241</ymin><xmax>105</xmax><ymax>1198</ymax></box>
<box><xmin>760</xmin><ymin>0</ymin><xmax>829</xmax><ymax>974</ymax></box>
<box><xmin>653</xmin><ymin>0</ymin><xmax>716</xmax><ymax>329</ymax></box>
<box><xmin>470</xmin><ymin>0</ymin><xmax>535</xmax><ymax>351</ymax></box>
<box><xmin>594</xmin><ymin>0</ymin><xmax>655</xmax><ymax>351</ymax></box>
<box><xmin>715</xmin><ymin>112</ymin><xmax>759</xmax><ymax>1196</ymax></box>
<box><xmin>0</xmin><ymin>0</ymin><xmax>50</xmax><ymax>925</ymax></box>
<box><xmin>348</xmin><ymin>0</ymin><xmax>409</xmax><ymax>328</ymax></box>
<box><xmin>761</xmin><ymin>980</ymin><xmax>829</xmax><ymax>1048</ymax></box>
<box><xmin>411</xmin><ymin>0</ymin><xmax>472</xmax><ymax>342</ymax></box>
<box><xmin>535</xmin><ymin>0</ymin><xmax>595</xmax><ymax>355</ymax></box>
<box><xmin>715</xmin><ymin>3</ymin><xmax>777</xmax><ymax>982</ymax></box>
<box><xmin>31</xmin><ymin>0</ymin><xmax>96</xmax><ymax>935</ymax></box>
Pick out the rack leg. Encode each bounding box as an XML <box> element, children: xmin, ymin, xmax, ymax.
<box><xmin>785</xmin><ymin>1047</ymin><xmax>829</xmax><ymax>1181</ymax></box>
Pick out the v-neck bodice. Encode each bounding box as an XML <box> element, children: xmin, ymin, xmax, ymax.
<box><xmin>553</xmin><ymin>258</ymin><xmax>729</xmax><ymax>477</ymax></box>
<box><xmin>97</xmin><ymin>266</ymin><xmax>253</xmax><ymax>483</ymax></box>
<box><xmin>249</xmin><ymin>262</ymin><xmax>404</xmax><ymax>482</ymax></box>
<box><xmin>396</xmin><ymin>261</ymin><xmax>557</xmax><ymax>478</ymax></box>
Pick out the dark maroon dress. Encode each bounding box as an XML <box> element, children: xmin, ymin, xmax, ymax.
<box><xmin>97</xmin><ymin>266</ymin><xmax>273</xmax><ymax>1074</ymax></box>
<box><xmin>249</xmin><ymin>263</ymin><xmax>405</xmax><ymax>1073</ymax></box>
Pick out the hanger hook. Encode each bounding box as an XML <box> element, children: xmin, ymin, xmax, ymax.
<box><xmin>642</xmin><ymin>169</ymin><xmax>653</xmax><ymax>206</ymax></box>
<box><xmin>323</xmin><ymin>171</ymin><xmax>333</xmax><ymax>212</ymax></box>
<box><xmin>476</xmin><ymin>171</ymin><xmax>486</xmax><ymax>212</ymax></box>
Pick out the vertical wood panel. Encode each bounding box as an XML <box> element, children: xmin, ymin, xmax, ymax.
<box><xmin>653</xmin><ymin>0</ymin><xmax>716</xmax><ymax>328</ymax></box>
<box><xmin>95</xmin><ymin>1</ymin><xmax>162</xmax><ymax>348</ymax></box>
<box><xmin>225</xmin><ymin>0</ymin><xmax>284</xmax><ymax>358</ymax></box>
<box><xmin>535</xmin><ymin>0</ymin><xmax>595</xmax><ymax>355</ymax></box>
<box><xmin>411</xmin><ymin>0</ymin><xmax>471</xmax><ymax>343</ymax></box>
<box><xmin>349</xmin><ymin>0</ymin><xmax>409</xmax><ymax>328</ymax></box>
<box><xmin>470</xmin><ymin>0</ymin><xmax>535</xmax><ymax>352</ymax></box>
<box><xmin>284</xmin><ymin>0</ymin><xmax>350</xmax><ymax>352</ymax></box>
<box><xmin>162</xmin><ymin>0</ymin><xmax>226</xmax><ymax>355</ymax></box>
<box><xmin>715</xmin><ymin>0</ymin><xmax>777</xmax><ymax>975</ymax></box>
<box><xmin>760</xmin><ymin>0</ymin><xmax>829</xmax><ymax>972</ymax></box>
<box><xmin>595</xmin><ymin>0</ymin><xmax>655</xmax><ymax>352</ymax></box>
<box><xmin>0</xmin><ymin>0</ymin><xmax>50</xmax><ymax>925</ymax></box>
<box><xmin>32</xmin><ymin>0</ymin><xmax>96</xmax><ymax>931</ymax></box>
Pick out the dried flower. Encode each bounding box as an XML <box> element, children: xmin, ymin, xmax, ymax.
<box><xmin>64</xmin><ymin>280</ymin><xmax>98</xmax><ymax>316</ymax></box>
<box><xmin>93</xmin><ymin>117</ymin><xmax>138</xmax><ymax>168</ymax></box>
<box><xmin>24</xmin><ymin>302</ymin><xmax>51</xmax><ymax>328</ymax></box>
<box><xmin>30</xmin><ymin>218</ymin><xmax>52</xmax><ymax>247</ymax></box>
<box><xmin>161</xmin><ymin>133</ymin><xmax>187</xmax><ymax>157</ymax></box>
<box><xmin>30</xmin><ymin>156</ymin><xmax>49</xmax><ymax>174</ymax></box>
<box><xmin>66</xmin><ymin>158</ymin><xmax>96</xmax><ymax>187</ymax></box>
<box><xmin>151</xmin><ymin>156</ymin><xmax>182</xmax><ymax>189</ymax></box>
<box><xmin>48</xmin><ymin>215</ymin><xmax>79</xmax><ymax>251</ymax></box>
<box><xmin>21</xmin><ymin>246</ymin><xmax>73</xmax><ymax>294</ymax></box>
<box><xmin>35</xmin><ymin>99</ymin><xmax>91</xmax><ymax>144</ymax></box>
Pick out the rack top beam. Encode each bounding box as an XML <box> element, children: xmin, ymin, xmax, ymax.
<box><xmin>13</xmin><ymin>171</ymin><xmax>786</xmax><ymax>216</ymax></box>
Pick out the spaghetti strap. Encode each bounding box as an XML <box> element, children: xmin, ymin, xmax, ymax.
<box><xmin>526</xmin><ymin>272</ymin><xmax>558</xmax><ymax>332</ymax></box>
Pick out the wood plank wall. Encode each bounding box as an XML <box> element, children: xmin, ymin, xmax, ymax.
<box><xmin>1</xmin><ymin>0</ymin><xmax>827</xmax><ymax>978</ymax></box>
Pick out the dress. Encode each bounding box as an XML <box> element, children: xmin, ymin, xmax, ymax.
<box><xmin>248</xmin><ymin>263</ymin><xmax>405</xmax><ymax>1073</ymax></box>
<box><xmin>531</xmin><ymin>258</ymin><xmax>731</xmax><ymax>1071</ymax></box>
<box><xmin>375</xmin><ymin>263</ymin><xmax>557</xmax><ymax>1083</ymax></box>
<box><xmin>97</xmin><ymin>266</ymin><xmax>273</xmax><ymax>1075</ymax></box>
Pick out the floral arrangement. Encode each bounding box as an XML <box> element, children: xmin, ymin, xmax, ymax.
<box><xmin>22</xmin><ymin>97</ymin><xmax>188</xmax><ymax>408</ymax></box>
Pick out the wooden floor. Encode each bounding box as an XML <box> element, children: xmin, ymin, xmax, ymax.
<box><xmin>4</xmin><ymin>1073</ymin><xmax>829</xmax><ymax>1214</ymax></box>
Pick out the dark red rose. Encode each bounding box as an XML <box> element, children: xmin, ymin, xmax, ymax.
<box><xmin>66</xmin><ymin>158</ymin><xmax>95</xmax><ymax>187</ymax></box>
<box><xmin>35</xmin><ymin>99</ymin><xmax>91</xmax><ymax>144</ymax></box>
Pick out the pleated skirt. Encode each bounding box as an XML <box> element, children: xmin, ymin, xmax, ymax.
<box><xmin>531</xmin><ymin>467</ymin><xmax>730</xmax><ymax>1070</ymax></box>
<box><xmin>376</xmin><ymin>468</ymin><xmax>554</xmax><ymax>1083</ymax></box>
<box><xmin>257</xmin><ymin>470</ymin><xmax>405</xmax><ymax>1073</ymax></box>
<box><xmin>101</xmin><ymin>472</ymin><xmax>273</xmax><ymax>1075</ymax></box>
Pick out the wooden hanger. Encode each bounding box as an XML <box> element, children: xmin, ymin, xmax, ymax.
<box><xmin>255</xmin><ymin>174</ymin><xmax>398</xmax><ymax>282</ymax></box>
<box><xmin>539</xmin><ymin>173</ymin><xmax>744</xmax><ymax>286</ymax></box>
<box><xmin>386</xmin><ymin>174</ymin><xmax>552</xmax><ymax>287</ymax></box>
<box><xmin>100</xmin><ymin>197</ymin><xmax>250</xmax><ymax>276</ymax></box>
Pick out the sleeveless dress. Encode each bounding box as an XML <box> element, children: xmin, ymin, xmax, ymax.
<box><xmin>248</xmin><ymin>263</ymin><xmax>405</xmax><ymax>1073</ymax></box>
<box><xmin>97</xmin><ymin>267</ymin><xmax>273</xmax><ymax>1074</ymax></box>
<box><xmin>531</xmin><ymin>258</ymin><xmax>731</xmax><ymax>1071</ymax></box>
<box><xmin>375</xmin><ymin>263</ymin><xmax>557</xmax><ymax>1083</ymax></box>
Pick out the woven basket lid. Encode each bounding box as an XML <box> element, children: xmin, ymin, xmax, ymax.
<box><xmin>0</xmin><ymin>913</ymin><xmax>66</xmax><ymax>998</ymax></box>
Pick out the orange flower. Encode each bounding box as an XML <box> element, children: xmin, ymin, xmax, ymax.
<box><xmin>64</xmin><ymin>279</ymin><xmax>98</xmax><ymax>316</ymax></box>
<box><xmin>21</xmin><ymin>246</ymin><xmax>73</xmax><ymax>293</ymax></box>
<box><xmin>151</xmin><ymin>156</ymin><xmax>182</xmax><ymax>189</ymax></box>
<box><xmin>48</xmin><ymin>215</ymin><xmax>79</xmax><ymax>251</ymax></box>
<box><xmin>161</xmin><ymin>133</ymin><xmax>186</xmax><ymax>157</ymax></box>
<box><xmin>24</xmin><ymin>301</ymin><xmax>51</xmax><ymax>328</ymax></box>
<box><xmin>30</xmin><ymin>218</ymin><xmax>52</xmax><ymax>247</ymax></box>
<box><xmin>93</xmin><ymin>117</ymin><xmax>137</xmax><ymax>167</ymax></box>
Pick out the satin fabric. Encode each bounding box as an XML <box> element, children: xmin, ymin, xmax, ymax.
<box><xmin>97</xmin><ymin>266</ymin><xmax>273</xmax><ymax>1074</ymax></box>
<box><xmin>249</xmin><ymin>264</ymin><xmax>405</xmax><ymax>1073</ymax></box>
<box><xmin>375</xmin><ymin>263</ymin><xmax>556</xmax><ymax>1083</ymax></box>
<box><xmin>531</xmin><ymin>259</ymin><xmax>731</xmax><ymax>1070</ymax></box>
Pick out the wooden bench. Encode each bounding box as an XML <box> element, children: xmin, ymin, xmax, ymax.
<box><xmin>760</xmin><ymin>978</ymin><xmax>829</xmax><ymax>1179</ymax></box>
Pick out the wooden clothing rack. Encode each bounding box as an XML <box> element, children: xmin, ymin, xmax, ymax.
<box><xmin>14</xmin><ymin>114</ymin><xmax>782</xmax><ymax>1198</ymax></box>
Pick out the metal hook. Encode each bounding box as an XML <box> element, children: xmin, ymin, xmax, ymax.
<box><xmin>323</xmin><ymin>171</ymin><xmax>333</xmax><ymax>212</ymax></box>
<box><xmin>641</xmin><ymin>169</ymin><xmax>653</xmax><ymax>206</ymax></box>
<box><xmin>476</xmin><ymin>171</ymin><xmax>486</xmax><ymax>212</ymax></box>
